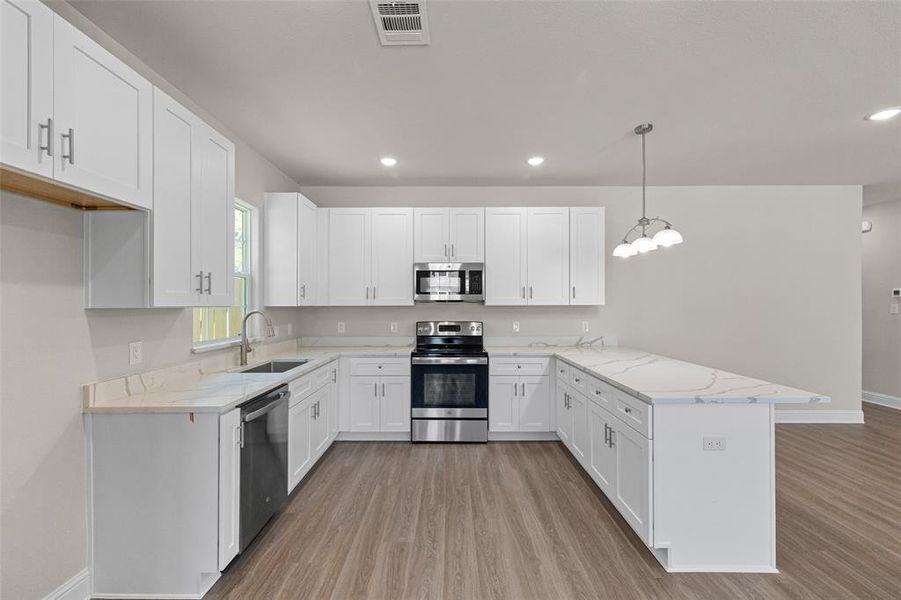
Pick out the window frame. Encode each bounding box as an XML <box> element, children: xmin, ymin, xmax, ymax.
<box><xmin>192</xmin><ymin>199</ymin><xmax>256</xmax><ymax>352</ymax></box>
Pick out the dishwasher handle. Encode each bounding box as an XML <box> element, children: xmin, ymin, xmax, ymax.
<box><xmin>243</xmin><ymin>390</ymin><xmax>289</xmax><ymax>422</ymax></box>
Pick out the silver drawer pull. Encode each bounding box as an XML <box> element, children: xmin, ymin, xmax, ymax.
<box><xmin>39</xmin><ymin>118</ymin><xmax>53</xmax><ymax>156</ymax></box>
<box><xmin>624</xmin><ymin>406</ymin><xmax>633</xmax><ymax>414</ymax></box>
<box><xmin>61</xmin><ymin>128</ymin><xmax>75</xmax><ymax>164</ymax></box>
<box><xmin>204</xmin><ymin>272</ymin><xmax>212</xmax><ymax>294</ymax></box>
<box><xmin>195</xmin><ymin>271</ymin><xmax>204</xmax><ymax>293</ymax></box>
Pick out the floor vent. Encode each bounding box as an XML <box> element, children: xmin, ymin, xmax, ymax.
<box><xmin>369</xmin><ymin>1</ymin><xmax>430</xmax><ymax>46</ymax></box>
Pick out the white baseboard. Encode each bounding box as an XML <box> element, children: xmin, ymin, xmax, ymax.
<box><xmin>336</xmin><ymin>431</ymin><xmax>410</xmax><ymax>442</ymax></box>
<box><xmin>488</xmin><ymin>431</ymin><xmax>559</xmax><ymax>441</ymax></box>
<box><xmin>44</xmin><ymin>568</ymin><xmax>89</xmax><ymax>600</ymax></box>
<box><xmin>863</xmin><ymin>390</ymin><xmax>901</xmax><ymax>410</ymax></box>
<box><xmin>775</xmin><ymin>409</ymin><xmax>864</xmax><ymax>424</ymax></box>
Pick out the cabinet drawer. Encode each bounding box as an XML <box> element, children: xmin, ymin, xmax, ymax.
<box><xmin>349</xmin><ymin>357</ymin><xmax>410</xmax><ymax>376</ymax></box>
<box><xmin>586</xmin><ymin>375</ymin><xmax>614</xmax><ymax>412</ymax></box>
<box><xmin>312</xmin><ymin>361</ymin><xmax>336</xmax><ymax>390</ymax></box>
<box><xmin>554</xmin><ymin>360</ymin><xmax>571</xmax><ymax>384</ymax></box>
<box><xmin>489</xmin><ymin>357</ymin><xmax>550</xmax><ymax>376</ymax></box>
<box><xmin>613</xmin><ymin>392</ymin><xmax>652</xmax><ymax>439</ymax></box>
<box><xmin>289</xmin><ymin>372</ymin><xmax>315</xmax><ymax>405</ymax></box>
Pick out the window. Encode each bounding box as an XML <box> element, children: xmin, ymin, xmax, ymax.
<box><xmin>193</xmin><ymin>202</ymin><xmax>252</xmax><ymax>347</ymax></box>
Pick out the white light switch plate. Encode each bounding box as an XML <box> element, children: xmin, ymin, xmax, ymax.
<box><xmin>128</xmin><ymin>341</ymin><xmax>143</xmax><ymax>366</ymax></box>
<box><xmin>389</xmin><ymin>322</ymin><xmax>398</xmax><ymax>333</ymax></box>
<box><xmin>582</xmin><ymin>321</ymin><xmax>590</xmax><ymax>332</ymax></box>
<box><xmin>891</xmin><ymin>303</ymin><xmax>899</xmax><ymax>315</ymax></box>
<box><xmin>337</xmin><ymin>322</ymin><xmax>346</xmax><ymax>333</ymax></box>
<box><xmin>512</xmin><ymin>321</ymin><xmax>520</xmax><ymax>333</ymax></box>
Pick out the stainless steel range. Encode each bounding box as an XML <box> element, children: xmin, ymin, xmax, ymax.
<box><xmin>410</xmin><ymin>321</ymin><xmax>488</xmax><ymax>442</ymax></box>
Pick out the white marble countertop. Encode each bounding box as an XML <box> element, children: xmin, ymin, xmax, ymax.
<box><xmin>84</xmin><ymin>339</ymin><xmax>827</xmax><ymax>414</ymax></box>
<box><xmin>488</xmin><ymin>344</ymin><xmax>829</xmax><ymax>405</ymax></box>
<box><xmin>84</xmin><ymin>345</ymin><xmax>411</xmax><ymax>414</ymax></box>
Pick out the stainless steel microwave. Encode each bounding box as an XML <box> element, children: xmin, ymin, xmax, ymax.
<box><xmin>413</xmin><ymin>263</ymin><xmax>484</xmax><ymax>303</ymax></box>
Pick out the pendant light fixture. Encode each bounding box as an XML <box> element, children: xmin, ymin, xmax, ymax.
<box><xmin>612</xmin><ymin>123</ymin><xmax>683</xmax><ymax>258</ymax></box>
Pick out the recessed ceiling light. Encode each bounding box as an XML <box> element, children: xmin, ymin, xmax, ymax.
<box><xmin>527</xmin><ymin>156</ymin><xmax>545</xmax><ymax>167</ymax></box>
<box><xmin>865</xmin><ymin>107</ymin><xmax>901</xmax><ymax>121</ymax></box>
<box><xmin>380</xmin><ymin>157</ymin><xmax>397</xmax><ymax>167</ymax></box>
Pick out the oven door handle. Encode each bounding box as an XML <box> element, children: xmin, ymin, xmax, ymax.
<box><xmin>411</xmin><ymin>356</ymin><xmax>488</xmax><ymax>365</ymax></box>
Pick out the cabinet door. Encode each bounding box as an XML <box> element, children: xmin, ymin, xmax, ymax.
<box><xmin>218</xmin><ymin>408</ymin><xmax>241</xmax><ymax>570</ymax></box>
<box><xmin>52</xmin><ymin>16</ymin><xmax>153</xmax><ymax>209</ymax></box>
<box><xmin>371</xmin><ymin>208</ymin><xmax>413</xmax><ymax>305</ymax></box>
<box><xmin>194</xmin><ymin>122</ymin><xmax>235</xmax><ymax>306</ymax></box>
<box><xmin>414</xmin><ymin>208</ymin><xmax>449</xmax><ymax>262</ymax></box>
<box><xmin>310</xmin><ymin>387</ymin><xmax>330</xmax><ymax>459</ymax></box>
<box><xmin>489</xmin><ymin>376</ymin><xmax>519</xmax><ymax>432</ymax></box>
<box><xmin>588</xmin><ymin>402</ymin><xmax>616</xmax><ymax>494</ymax></box>
<box><xmin>1</xmin><ymin>0</ymin><xmax>54</xmax><ymax>177</ymax></box>
<box><xmin>379</xmin><ymin>376</ymin><xmax>411</xmax><ymax>432</ymax></box>
<box><xmin>555</xmin><ymin>385</ymin><xmax>571</xmax><ymax>445</ymax></box>
<box><xmin>570</xmin><ymin>390</ymin><xmax>589</xmax><ymax>467</ymax></box>
<box><xmin>519</xmin><ymin>376</ymin><xmax>551</xmax><ymax>432</ymax></box>
<box><xmin>316</xmin><ymin>209</ymin><xmax>330</xmax><ymax>305</ymax></box>
<box><xmin>263</xmin><ymin>193</ymin><xmax>299</xmax><ymax>306</ymax></box>
<box><xmin>329</xmin><ymin>208</ymin><xmax>371</xmax><ymax>305</ymax></box>
<box><xmin>288</xmin><ymin>399</ymin><xmax>313</xmax><ymax>492</ymax></box>
<box><xmin>298</xmin><ymin>195</ymin><xmax>318</xmax><ymax>305</ymax></box>
<box><xmin>485</xmin><ymin>207</ymin><xmax>527</xmax><ymax>305</ymax></box>
<box><xmin>449</xmin><ymin>207</ymin><xmax>484</xmax><ymax>262</ymax></box>
<box><xmin>349</xmin><ymin>376</ymin><xmax>380</xmax><ymax>432</ymax></box>
<box><xmin>152</xmin><ymin>88</ymin><xmax>201</xmax><ymax>306</ymax></box>
<box><xmin>526</xmin><ymin>207</ymin><xmax>569</xmax><ymax>305</ymax></box>
<box><xmin>327</xmin><ymin>368</ymin><xmax>339</xmax><ymax>440</ymax></box>
<box><xmin>570</xmin><ymin>207</ymin><xmax>605</xmax><ymax>305</ymax></box>
<box><xmin>613</xmin><ymin>422</ymin><xmax>651</xmax><ymax>544</ymax></box>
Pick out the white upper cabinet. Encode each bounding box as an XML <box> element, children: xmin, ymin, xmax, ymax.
<box><xmin>328</xmin><ymin>208</ymin><xmax>371</xmax><ymax>305</ymax></box>
<box><xmin>1</xmin><ymin>0</ymin><xmax>54</xmax><ymax>178</ymax></box>
<box><xmin>53</xmin><ymin>16</ymin><xmax>153</xmax><ymax>209</ymax></box>
<box><xmin>371</xmin><ymin>208</ymin><xmax>413</xmax><ymax>305</ymax></box>
<box><xmin>329</xmin><ymin>208</ymin><xmax>413</xmax><ymax>306</ymax></box>
<box><xmin>194</xmin><ymin>123</ymin><xmax>234</xmax><ymax>306</ymax></box>
<box><xmin>152</xmin><ymin>89</ymin><xmax>199</xmax><ymax>306</ymax></box>
<box><xmin>570</xmin><ymin>207</ymin><xmax>606</xmax><ymax>305</ymax></box>
<box><xmin>413</xmin><ymin>208</ymin><xmax>449</xmax><ymax>262</ymax></box>
<box><xmin>526</xmin><ymin>207</ymin><xmax>569</xmax><ymax>305</ymax></box>
<box><xmin>449</xmin><ymin>207</ymin><xmax>484</xmax><ymax>262</ymax></box>
<box><xmin>485</xmin><ymin>207</ymin><xmax>528</xmax><ymax>305</ymax></box>
<box><xmin>263</xmin><ymin>193</ymin><xmax>319</xmax><ymax>307</ymax></box>
<box><xmin>414</xmin><ymin>207</ymin><xmax>484</xmax><ymax>262</ymax></box>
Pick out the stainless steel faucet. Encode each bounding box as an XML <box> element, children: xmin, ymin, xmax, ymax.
<box><xmin>240</xmin><ymin>310</ymin><xmax>275</xmax><ymax>366</ymax></box>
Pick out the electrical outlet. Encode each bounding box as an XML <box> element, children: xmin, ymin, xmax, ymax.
<box><xmin>128</xmin><ymin>341</ymin><xmax>143</xmax><ymax>366</ymax></box>
<box><xmin>891</xmin><ymin>303</ymin><xmax>899</xmax><ymax>315</ymax></box>
<box><xmin>512</xmin><ymin>321</ymin><xmax>520</xmax><ymax>333</ymax></box>
<box><xmin>703</xmin><ymin>436</ymin><xmax>726</xmax><ymax>451</ymax></box>
<box><xmin>337</xmin><ymin>321</ymin><xmax>346</xmax><ymax>333</ymax></box>
<box><xmin>582</xmin><ymin>321</ymin><xmax>590</xmax><ymax>333</ymax></box>
<box><xmin>389</xmin><ymin>322</ymin><xmax>398</xmax><ymax>333</ymax></box>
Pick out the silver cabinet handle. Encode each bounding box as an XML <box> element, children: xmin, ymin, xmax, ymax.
<box><xmin>574</xmin><ymin>377</ymin><xmax>580</xmax><ymax>383</ymax></box>
<box><xmin>521</xmin><ymin>383</ymin><xmax>526</xmax><ymax>396</ymax></box>
<box><xmin>521</xmin><ymin>286</ymin><xmax>525</xmax><ymax>299</ymax></box>
<box><xmin>604</xmin><ymin>423</ymin><xmax>609</xmax><ymax>445</ymax></box>
<box><xmin>374</xmin><ymin>382</ymin><xmax>377</xmax><ymax>396</ymax></box>
<box><xmin>624</xmin><ymin>406</ymin><xmax>633</xmax><ymax>414</ymax></box>
<box><xmin>300</xmin><ymin>284</ymin><xmax>306</xmax><ymax>299</ymax></box>
<box><xmin>609</xmin><ymin>429</ymin><xmax>616</xmax><ymax>448</ymax></box>
<box><xmin>444</xmin><ymin>243</ymin><xmax>448</xmax><ymax>258</ymax></box>
<box><xmin>61</xmin><ymin>128</ymin><xmax>75</xmax><ymax>164</ymax></box>
<box><xmin>372</xmin><ymin>287</ymin><xmax>376</xmax><ymax>300</ymax></box>
<box><xmin>39</xmin><ymin>118</ymin><xmax>53</xmax><ymax>156</ymax></box>
<box><xmin>195</xmin><ymin>271</ymin><xmax>204</xmax><ymax>293</ymax></box>
<box><xmin>238</xmin><ymin>423</ymin><xmax>245</xmax><ymax>448</ymax></box>
<box><xmin>365</xmin><ymin>287</ymin><xmax>369</xmax><ymax>300</ymax></box>
<box><xmin>332</xmin><ymin>369</ymin><xmax>337</xmax><ymax>383</ymax></box>
<box><xmin>381</xmin><ymin>383</ymin><xmax>386</xmax><ymax>396</ymax></box>
<box><xmin>572</xmin><ymin>286</ymin><xmax>576</xmax><ymax>299</ymax></box>
<box><xmin>595</xmin><ymin>390</ymin><xmax>602</xmax><ymax>396</ymax></box>
<box><xmin>529</xmin><ymin>286</ymin><xmax>533</xmax><ymax>299</ymax></box>
<box><xmin>451</xmin><ymin>243</ymin><xmax>455</xmax><ymax>258</ymax></box>
<box><xmin>205</xmin><ymin>272</ymin><xmax>212</xmax><ymax>294</ymax></box>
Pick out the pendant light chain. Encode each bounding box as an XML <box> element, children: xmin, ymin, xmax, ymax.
<box><xmin>641</xmin><ymin>128</ymin><xmax>647</xmax><ymax>234</ymax></box>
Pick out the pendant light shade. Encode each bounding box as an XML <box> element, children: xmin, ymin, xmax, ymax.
<box><xmin>613</xmin><ymin>242</ymin><xmax>638</xmax><ymax>258</ymax></box>
<box><xmin>652</xmin><ymin>226</ymin><xmax>683</xmax><ymax>247</ymax></box>
<box><xmin>611</xmin><ymin>123</ymin><xmax>684</xmax><ymax>259</ymax></box>
<box><xmin>631</xmin><ymin>236</ymin><xmax>658</xmax><ymax>254</ymax></box>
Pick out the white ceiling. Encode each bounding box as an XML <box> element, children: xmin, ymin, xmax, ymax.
<box><xmin>69</xmin><ymin>0</ymin><xmax>901</xmax><ymax>187</ymax></box>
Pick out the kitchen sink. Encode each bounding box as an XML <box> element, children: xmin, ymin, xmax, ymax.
<box><xmin>239</xmin><ymin>359</ymin><xmax>309</xmax><ymax>373</ymax></box>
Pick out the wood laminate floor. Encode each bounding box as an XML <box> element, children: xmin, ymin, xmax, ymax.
<box><xmin>207</xmin><ymin>404</ymin><xmax>901</xmax><ymax>600</ymax></box>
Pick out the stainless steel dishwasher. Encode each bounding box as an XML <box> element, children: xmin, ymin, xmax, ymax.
<box><xmin>240</xmin><ymin>384</ymin><xmax>289</xmax><ymax>552</ymax></box>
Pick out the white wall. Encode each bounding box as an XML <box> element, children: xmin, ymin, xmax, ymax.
<box><xmin>302</xmin><ymin>185</ymin><xmax>862</xmax><ymax>415</ymax></box>
<box><xmin>862</xmin><ymin>196</ymin><xmax>901</xmax><ymax>399</ymax></box>
<box><xmin>0</xmin><ymin>4</ymin><xmax>304</xmax><ymax>599</ymax></box>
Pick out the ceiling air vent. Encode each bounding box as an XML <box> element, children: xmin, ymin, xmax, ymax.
<box><xmin>369</xmin><ymin>1</ymin><xmax>430</xmax><ymax>46</ymax></box>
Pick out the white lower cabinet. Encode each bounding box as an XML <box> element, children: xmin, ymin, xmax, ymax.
<box><xmin>218</xmin><ymin>407</ymin><xmax>241</xmax><ymax>570</ymax></box>
<box><xmin>349</xmin><ymin>374</ymin><xmax>410</xmax><ymax>432</ymax></box>
<box><xmin>287</xmin><ymin>361</ymin><xmax>338</xmax><ymax>494</ymax></box>
<box><xmin>557</xmin><ymin>359</ymin><xmax>652</xmax><ymax>546</ymax></box>
<box><xmin>489</xmin><ymin>375</ymin><xmax>550</xmax><ymax>432</ymax></box>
